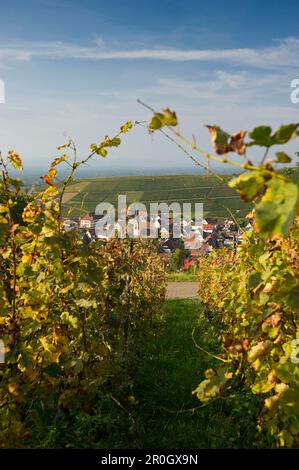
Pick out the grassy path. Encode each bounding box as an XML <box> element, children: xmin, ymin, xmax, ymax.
<box><xmin>133</xmin><ymin>299</ymin><xmax>261</xmax><ymax>448</ymax></box>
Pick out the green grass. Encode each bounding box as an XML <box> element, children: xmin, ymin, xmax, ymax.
<box><xmin>26</xmin><ymin>299</ymin><xmax>272</xmax><ymax>448</ymax></box>
<box><xmin>62</xmin><ymin>174</ymin><xmax>252</xmax><ymax>218</ymax></box>
<box><xmin>166</xmin><ymin>271</ymin><xmax>198</xmax><ymax>282</ymax></box>
<box><xmin>132</xmin><ymin>299</ymin><xmax>268</xmax><ymax>448</ymax></box>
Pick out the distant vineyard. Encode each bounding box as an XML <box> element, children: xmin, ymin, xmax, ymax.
<box><xmin>61</xmin><ymin>174</ymin><xmax>251</xmax><ymax>218</ymax></box>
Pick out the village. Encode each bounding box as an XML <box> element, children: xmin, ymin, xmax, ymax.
<box><xmin>62</xmin><ymin>211</ymin><xmax>252</xmax><ymax>271</ymax></box>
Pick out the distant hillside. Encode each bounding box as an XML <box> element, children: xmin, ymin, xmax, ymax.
<box><xmin>61</xmin><ymin>174</ymin><xmax>252</xmax><ymax>219</ymax></box>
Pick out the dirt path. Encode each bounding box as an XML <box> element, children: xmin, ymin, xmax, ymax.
<box><xmin>166</xmin><ymin>281</ymin><xmax>198</xmax><ymax>299</ymax></box>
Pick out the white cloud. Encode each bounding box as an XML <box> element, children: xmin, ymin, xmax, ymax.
<box><xmin>0</xmin><ymin>36</ymin><xmax>298</xmax><ymax>170</ymax></box>
<box><xmin>0</xmin><ymin>37</ymin><xmax>298</xmax><ymax>68</ymax></box>
<box><xmin>93</xmin><ymin>35</ymin><xmax>105</xmax><ymax>48</ymax></box>
<box><xmin>102</xmin><ymin>70</ymin><xmax>293</xmax><ymax>107</ymax></box>
<box><xmin>1</xmin><ymin>74</ymin><xmax>297</xmax><ymax>171</ymax></box>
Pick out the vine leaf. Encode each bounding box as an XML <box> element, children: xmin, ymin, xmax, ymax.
<box><xmin>255</xmin><ymin>178</ymin><xmax>298</xmax><ymax>237</ymax></box>
<box><xmin>149</xmin><ymin>108</ymin><xmax>177</xmax><ymax>130</ymax></box>
<box><xmin>8</xmin><ymin>151</ymin><xmax>23</xmax><ymax>171</ymax></box>
<box><xmin>206</xmin><ymin>125</ymin><xmax>246</xmax><ymax>155</ymax></box>
<box><xmin>247</xmin><ymin>126</ymin><xmax>273</xmax><ymax>147</ymax></box>
<box><xmin>40</xmin><ymin>168</ymin><xmax>57</xmax><ymax>186</ymax></box>
<box><xmin>247</xmin><ymin>124</ymin><xmax>299</xmax><ymax>148</ymax></box>
<box><xmin>275</xmin><ymin>152</ymin><xmax>292</xmax><ymax>163</ymax></box>
<box><xmin>228</xmin><ymin>171</ymin><xmax>266</xmax><ymax>201</ymax></box>
<box><xmin>120</xmin><ymin>120</ymin><xmax>133</xmax><ymax>134</ymax></box>
<box><xmin>51</xmin><ymin>155</ymin><xmax>68</xmax><ymax>167</ymax></box>
<box><xmin>193</xmin><ymin>365</ymin><xmax>233</xmax><ymax>403</ymax></box>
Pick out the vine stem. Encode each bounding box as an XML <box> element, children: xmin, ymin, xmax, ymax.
<box><xmin>58</xmin><ymin>138</ymin><xmax>77</xmax><ymax>220</ymax></box>
<box><xmin>161</xmin><ymin>396</ymin><xmax>224</xmax><ymax>415</ymax></box>
<box><xmin>137</xmin><ymin>98</ymin><xmax>288</xmax><ymax>181</ymax></box>
<box><xmin>191</xmin><ymin>327</ymin><xmax>231</xmax><ymax>363</ymax></box>
<box><xmin>158</xmin><ymin>127</ymin><xmax>225</xmax><ymax>182</ymax></box>
<box><xmin>261</xmin><ymin>147</ymin><xmax>270</xmax><ymax>164</ymax></box>
<box><xmin>137</xmin><ymin>98</ymin><xmax>257</xmax><ymax>170</ymax></box>
<box><xmin>57</xmin><ymin>121</ymin><xmax>140</xmax><ymax>221</ymax></box>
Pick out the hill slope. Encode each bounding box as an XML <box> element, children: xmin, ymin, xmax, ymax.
<box><xmin>62</xmin><ymin>174</ymin><xmax>251</xmax><ymax>218</ymax></box>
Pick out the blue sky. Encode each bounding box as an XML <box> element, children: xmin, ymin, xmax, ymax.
<box><xmin>0</xmin><ymin>0</ymin><xmax>298</xmax><ymax>174</ymax></box>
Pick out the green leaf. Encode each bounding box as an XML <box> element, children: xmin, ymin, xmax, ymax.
<box><xmin>90</xmin><ymin>144</ymin><xmax>108</xmax><ymax>157</ymax></box>
<box><xmin>247</xmin><ymin>124</ymin><xmax>299</xmax><ymax>148</ymax></box>
<box><xmin>248</xmin><ymin>271</ymin><xmax>261</xmax><ymax>288</ymax></box>
<box><xmin>61</xmin><ymin>312</ymin><xmax>78</xmax><ymax>329</ymax></box>
<box><xmin>120</xmin><ymin>120</ymin><xmax>133</xmax><ymax>133</ymax></box>
<box><xmin>149</xmin><ymin>108</ymin><xmax>177</xmax><ymax>130</ymax></box>
<box><xmin>280</xmin><ymin>388</ymin><xmax>299</xmax><ymax>417</ymax></box>
<box><xmin>57</xmin><ymin>141</ymin><xmax>71</xmax><ymax>150</ymax></box>
<box><xmin>228</xmin><ymin>171</ymin><xmax>265</xmax><ymax>201</ymax></box>
<box><xmin>289</xmin><ymin>283</ymin><xmax>299</xmax><ymax>314</ymax></box>
<box><xmin>16</xmin><ymin>262</ymin><xmax>34</xmax><ymax>277</ymax></box>
<box><xmin>75</xmin><ymin>298</ymin><xmax>97</xmax><ymax>308</ymax></box>
<box><xmin>276</xmin><ymin>152</ymin><xmax>292</xmax><ymax>163</ymax></box>
<box><xmin>149</xmin><ymin>114</ymin><xmax>163</xmax><ymax>130</ymax></box>
<box><xmin>110</xmin><ymin>137</ymin><xmax>121</xmax><ymax>147</ymax></box>
<box><xmin>193</xmin><ymin>365</ymin><xmax>233</xmax><ymax>403</ymax></box>
<box><xmin>247</xmin><ymin>126</ymin><xmax>272</xmax><ymax>147</ymax></box>
<box><xmin>272</xmin><ymin>124</ymin><xmax>299</xmax><ymax>145</ymax></box>
<box><xmin>255</xmin><ymin>178</ymin><xmax>299</xmax><ymax>237</ymax></box>
<box><xmin>259</xmin><ymin>292</ymin><xmax>269</xmax><ymax>305</ymax></box>
<box><xmin>98</xmin><ymin>147</ymin><xmax>108</xmax><ymax>157</ymax></box>
<box><xmin>43</xmin><ymin>363</ymin><xmax>61</xmax><ymax>377</ymax></box>
<box><xmin>90</xmin><ymin>143</ymin><xmax>98</xmax><ymax>152</ymax></box>
<box><xmin>9</xmin><ymin>178</ymin><xmax>24</xmax><ymax>190</ymax></box>
<box><xmin>162</xmin><ymin>108</ymin><xmax>178</xmax><ymax>126</ymax></box>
